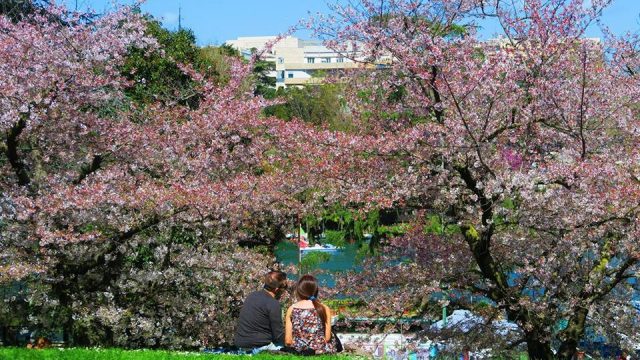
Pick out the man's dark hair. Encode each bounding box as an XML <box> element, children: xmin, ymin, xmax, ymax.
<box><xmin>263</xmin><ymin>270</ymin><xmax>287</xmax><ymax>291</ymax></box>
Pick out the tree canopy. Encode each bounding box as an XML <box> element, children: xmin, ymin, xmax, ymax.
<box><xmin>2</xmin><ymin>1</ymin><xmax>640</xmax><ymax>358</ymax></box>
<box><xmin>300</xmin><ymin>0</ymin><xmax>640</xmax><ymax>358</ymax></box>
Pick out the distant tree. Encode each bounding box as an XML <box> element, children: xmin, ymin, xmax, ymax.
<box><xmin>265</xmin><ymin>84</ymin><xmax>353</xmax><ymax>131</ymax></box>
<box><xmin>253</xmin><ymin>59</ymin><xmax>277</xmax><ymax>98</ymax></box>
<box><xmin>121</xmin><ymin>18</ymin><xmax>203</xmax><ymax>107</ymax></box>
<box><xmin>198</xmin><ymin>44</ymin><xmax>243</xmax><ymax>85</ymax></box>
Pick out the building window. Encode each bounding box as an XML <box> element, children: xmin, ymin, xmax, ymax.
<box><xmin>337</xmin><ymin>57</ymin><xmax>344</xmax><ymax>63</ymax></box>
<box><xmin>288</xmin><ymin>73</ymin><xmax>293</xmax><ymax>78</ymax></box>
<box><xmin>306</xmin><ymin>57</ymin><xmax>315</xmax><ymax>64</ymax></box>
<box><xmin>321</xmin><ymin>57</ymin><xmax>330</xmax><ymax>63</ymax></box>
<box><xmin>278</xmin><ymin>57</ymin><xmax>284</xmax><ymax>64</ymax></box>
<box><xmin>280</xmin><ymin>71</ymin><xmax>285</xmax><ymax>78</ymax></box>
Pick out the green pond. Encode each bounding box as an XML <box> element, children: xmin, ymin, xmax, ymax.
<box><xmin>274</xmin><ymin>240</ymin><xmax>362</xmax><ymax>288</ymax></box>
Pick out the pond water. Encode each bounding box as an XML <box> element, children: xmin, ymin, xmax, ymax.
<box><xmin>274</xmin><ymin>240</ymin><xmax>363</xmax><ymax>288</ymax></box>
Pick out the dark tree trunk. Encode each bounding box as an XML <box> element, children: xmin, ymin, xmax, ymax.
<box><xmin>558</xmin><ymin>338</ymin><xmax>579</xmax><ymax>360</ymax></box>
<box><xmin>62</xmin><ymin>319</ymin><xmax>72</xmax><ymax>346</ymax></box>
<box><xmin>0</xmin><ymin>325</ymin><xmax>15</xmax><ymax>346</ymax></box>
<box><xmin>557</xmin><ymin>307</ymin><xmax>589</xmax><ymax>359</ymax></box>
<box><xmin>525</xmin><ymin>333</ymin><xmax>555</xmax><ymax>360</ymax></box>
<box><xmin>6</xmin><ymin>116</ymin><xmax>30</xmax><ymax>186</ymax></box>
<box><xmin>72</xmin><ymin>324</ymin><xmax>94</xmax><ymax>347</ymax></box>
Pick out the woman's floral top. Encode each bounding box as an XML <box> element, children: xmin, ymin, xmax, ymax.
<box><xmin>291</xmin><ymin>307</ymin><xmax>336</xmax><ymax>354</ymax></box>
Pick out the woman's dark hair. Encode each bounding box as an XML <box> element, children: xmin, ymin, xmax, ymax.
<box><xmin>295</xmin><ymin>274</ymin><xmax>327</xmax><ymax>324</ymax></box>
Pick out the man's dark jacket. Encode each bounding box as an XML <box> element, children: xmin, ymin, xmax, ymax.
<box><xmin>234</xmin><ymin>290</ymin><xmax>284</xmax><ymax>348</ymax></box>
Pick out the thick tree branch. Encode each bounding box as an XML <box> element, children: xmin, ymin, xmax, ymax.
<box><xmin>5</xmin><ymin>113</ymin><xmax>30</xmax><ymax>186</ymax></box>
<box><xmin>73</xmin><ymin>154</ymin><xmax>103</xmax><ymax>185</ymax></box>
<box><xmin>590</xmin><ymin>256</ymin><xmax>638</xmax><ymax>302</ymax></box>
<box><xmin>578</xmin><ymin>45</ymin><xmax>588</xmax><ymax>160</ymax></box>
<box><xmin>454</xmin><ymin>165</ymin><xmax>514</xmax><ymax>307</ymax></box>
<box><xmin>454</xmin><ymin>165</ymin><xmax>494</xmax><ymax>227</ymax></box>
<box><xmin>428</xmin><ymin>65</ymin><xmax>444</xmax><ymax>124</ymax></box>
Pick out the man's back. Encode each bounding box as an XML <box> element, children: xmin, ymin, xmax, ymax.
<box><xmin>234</xmin><ymin>290</ymin><xmax>284</xmax><ymax>348</ymax></box>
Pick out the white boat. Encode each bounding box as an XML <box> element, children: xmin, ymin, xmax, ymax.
<box><xmin>300</xmin><ymin>243</ymin><xmax>342</xmax><ymax>253</ymax></box>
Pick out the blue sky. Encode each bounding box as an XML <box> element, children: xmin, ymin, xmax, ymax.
<box><xmin>62</xmin><ymin>0</ymin><xmax>640</xmax><ymax>46</ymax></box>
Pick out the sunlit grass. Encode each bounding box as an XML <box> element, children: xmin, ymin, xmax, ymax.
<box><xmin>0</xmin><ymin>348</ymin><xmax>357</xmax><ymax>360</ymax></box>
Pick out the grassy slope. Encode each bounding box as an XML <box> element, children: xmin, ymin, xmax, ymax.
<box><xmin>0</xmin><ymin>348</ymin><xmax>358</xmax><ymax>360</ymax></box>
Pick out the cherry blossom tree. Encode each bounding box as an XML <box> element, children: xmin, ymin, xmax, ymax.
<box><xmin>305</xmin><ymin>0</ymin><xmax>640</xmax><ymax>358</ymax></box>
<box><xmin>0</xmin><ymin>2</ymin><xmax>311</xmax><ymax>347</ymax></box>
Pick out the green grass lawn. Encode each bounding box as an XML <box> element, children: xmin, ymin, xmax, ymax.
<box><xmin>0</xmin><ymin>348</ymin><xmax>359</xmax><ymax>360</ymax></box>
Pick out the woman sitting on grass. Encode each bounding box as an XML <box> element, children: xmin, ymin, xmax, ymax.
<box><xmin>284</xmin><ymin>274</ymin><xmax>337</xmax><ymax>354</ymax></box>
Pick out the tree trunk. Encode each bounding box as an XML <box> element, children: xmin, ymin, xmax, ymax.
<box><xmin>4</xmin><ymin>326</ymin><xmax>19</xmax><ymax>346</ymax></box>
<box><xmin>557</xmin><ymin>338</ymin><xmax>579</xmax><ymax>360</ymax></box>
<box><xmin>557</xmin><ymin>307</ymin><xmax>589</xmax><ymax>359</ymax></box>
<box><xmin>53</xmin><ymin>275</ymin><xmax>74</xmax><ymax>346</ymax></box>
<box><xmin>6</xmin><ymin>116</ymin><xmax>30</xmax><ymax>186</ymax></box>
<box><xmin>525</xmin><ymin>333</ymin><xmax>555</xmax><ymax>360</ymax></box>
<box><xmin>62</xmin><ymin>319</ymin><xmax>72</xmax><ymax>346</ymax></box>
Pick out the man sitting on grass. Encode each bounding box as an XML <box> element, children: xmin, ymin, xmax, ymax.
<box><xmin>233</xmin><ymin>270</ymin><xmax>288</xmax><ymax>351</ymax></box>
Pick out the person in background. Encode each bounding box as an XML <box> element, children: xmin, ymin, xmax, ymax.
<box><xmin>284</xmin><ymin>274</ymin><xmax>337</xmax><ymax>354</ymax></box>
<box><xmin>234</xmin><ymin>270</ymin><xmax>288</xmax><ymax>350</ymax></box>
<box><xmin>26</xmin><ymin>337</ymin><xmax>50</xmax><ymax>349</ymax></box>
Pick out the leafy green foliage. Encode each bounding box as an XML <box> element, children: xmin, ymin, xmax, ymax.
<box><xmin>324</xmin><ymin>298</ymin><xmax>367</xmax><ymax>318</ymax></box>
<box><xmin>253</xmin><ymin>59</ymin><xmax>276</xmax><ymax>98</ymax></box>
<box><xmin>198</xmin><ymin>44</ymin><xmax>242</xmax><ymax>86</ymax></box>
<box><xmin>423</xmin><ymin>214</ymin><xmax>460</xmax><ymax>236</ymax></box>
<box><xmin>264</xmin><ymin>84</ymin><xmax>354</xmax><ymax>131</ymax></box>
<box><xmin>121</xmin><ymin>20</ymin><xmax>243</xmax><ymax>109</ymax></box>
<box><xmin>121</xmin><ymin>19</ymin><xmax>201</xmax><ymax>107</ymax></box>
<box><xmin>323</xmin><ymin>229</ymin><xmax>346</xmax><ymax>248</ymax></box>
<box><xmin>313</xmin><ymin>206</ymin><xmax>372</xmax><ymax>243</ymax></box>
<box><xmin>376</xmin><ymin>223</ymin><xmax>409</xmax><ymax>238</ymax></box>
<box><xmin>299</xmin><ymin>251</ymin><xmax>332</xmax><ymax>274</ymax></box>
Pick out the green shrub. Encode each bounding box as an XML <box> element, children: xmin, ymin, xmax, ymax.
<box><xmin>299</xmin><ymin>252</ymin><xmax>332</xmax><ymax>274</ymax></box>
<box><xmin>323</xmin><ymin>230</ymin><xmax>346</xmax><ymax>247</ymax></box>
<box><xmin>377</xmin><ymin>223</ymin><xmax>409</xmax><ymax>237</ymax></box>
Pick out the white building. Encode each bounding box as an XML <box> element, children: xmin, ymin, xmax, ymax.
<box><xmin>225</xmin><ymin>36</ymin><xmax>362</xmax><ymax>88</ymax></box>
